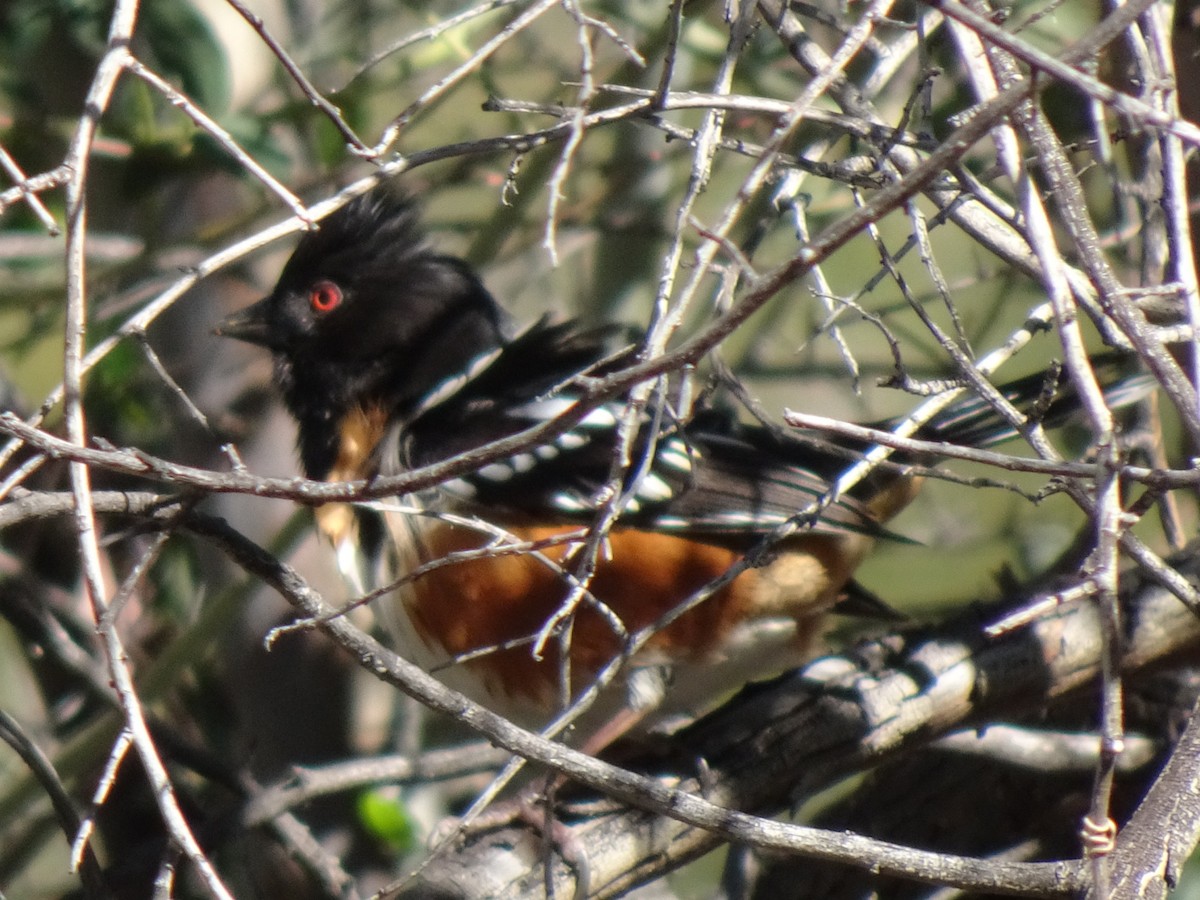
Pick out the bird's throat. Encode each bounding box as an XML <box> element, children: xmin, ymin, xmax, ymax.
<box><xmin>314</xmin><ymin>404</ymin><xmax>389</xmax><ymax>551</ymax></box>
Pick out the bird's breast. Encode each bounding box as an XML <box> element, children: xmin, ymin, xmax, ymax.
<box><xmin>389</xmin><ymin>520</ymin><xmax>867</xmax><ymax>730</ymax></box>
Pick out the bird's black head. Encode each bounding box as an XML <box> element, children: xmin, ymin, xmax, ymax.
<box><xmin>216</xmin><ymin>189</ymin><xmax>509</xmax><ymax>479</ymax></box>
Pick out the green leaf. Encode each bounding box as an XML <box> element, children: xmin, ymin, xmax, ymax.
<box><xmin>138</xmin><ymin>0</ymin><xmax>231</xmax><ymax>115</ymax></box>
<box><xmin>357</xmin><ymin>789</ymin><xmax>418</xmax><ymax>855</ymax></box>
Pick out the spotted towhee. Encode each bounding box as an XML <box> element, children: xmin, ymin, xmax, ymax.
<box><xmin>216</xmin><ymin>188</ymin><xmax>1148</xmax><ymax>744</ymax></box>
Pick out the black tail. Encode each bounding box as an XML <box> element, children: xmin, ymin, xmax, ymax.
<box><xmin>917</xmin><ymin>355</ymin><xmax>1154</xmax><ymax>449</ymax></box>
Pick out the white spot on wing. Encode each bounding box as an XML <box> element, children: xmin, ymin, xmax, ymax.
<box><xmin>478</xmin><ymin>463</ymin><xmax>514</xmax><ymax>482</ymax></box>
<box><xmin>635</xmin><ymin>472</ymin><xmax>674</xmax><ymax>502</ymax></box>
<box><xmin>657</xmin><ymin>440</ymin><xmax>695</xmax><ymax>473</ymax></box>
<box><xmin>510</xmin><ymin>453</ymin><xmax>537</xmax><ymax>473</ymax></box>
<box><xmin>535</xmin><ymin>444</ymin><xmax>559</xmax><ymax>460</ymax></box>
<box><xmin>713</xmin><ymin>511</ymin><xmax>769</xmax><ymax>526</ymax></box>
<box><xmin>654</xmin><ymin>515</ymin><xmax>689</xmax><ymax>528</ymax></box>
<box><xmin>412</xmin><ymin>346</ymin><xmax>504</xmax><ymax>415</ymax></box>
<box><xmin>550</xmin><ymin>491</ymin><xmax>589</xmax><ymax>512</ymax></box>
<box><xmin>442</xmin><ymin>478</ymin><xmax>476</xmax><ymax>497</ymax></box>
<box><xmin>514</xmin><ymin>397</ymin><xmax>575</xmax><ymax>419</ymax></box>
<box><xmin>556</xmin><ymin>431</ymin><xmax>588</xmax><ymax>450</ymax></box>
<box><xmin>580</xmin><ymin>406</ymin><xmax>618</xmax><ymax>428</ymax></box>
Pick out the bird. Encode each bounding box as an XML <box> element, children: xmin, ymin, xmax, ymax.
<box><xmin>216</xmin><ymin>187</ymin><xmax>1147</xmax><ymax>747</ymax></box>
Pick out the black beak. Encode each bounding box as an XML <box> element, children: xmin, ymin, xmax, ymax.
<box><xmin>214</xmin><ymin>297</ymin><xmax>273</xmax><ymax>347</ymax></box>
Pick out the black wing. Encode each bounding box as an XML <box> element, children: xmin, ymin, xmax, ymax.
<box><xmin>404</xmin><ymin>328</ymin><xmax>1151</xmax><ymax>541</ymax></box>
<box><xmin>405</xmin><ymin>319</ymin><xmax>886</xmax><ymax>539</ymax></box>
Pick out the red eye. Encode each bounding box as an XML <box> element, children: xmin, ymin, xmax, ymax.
<box><xmin>309</xmin><ymin>280</ymin><xmax>343</xmax><ymax>313</ymax></box>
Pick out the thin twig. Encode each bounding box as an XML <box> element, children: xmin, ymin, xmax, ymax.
<box><xmin>223</xmin><ymin>0</ymin><xmax>370</xmax><ymax>155</ymax></box>
<box><xmin>0</xmin><ymin>144</ymin><xmax>59</xmax><ymax>233</ymax></box>
<box><xmin>339</xmin><ymin>0</ymin><xmax>524</xmax><ymax>90</ymax></box>
<box><xmin>0</xmin><ymin>710</ymin><xmax>105</xmax><ymax>898</ymax></box>
<box><xmin>123</xmin><ymin>57</ymin><xmax>313</xmax><ymax>225</ymax></box>
<box><xmin>924</xmin><ymin>0</ymin><xmax>1200</xmax><ymax>147</ymax></box>
<box><xmin>58</xmin><ymin>2</ymin><xmax>232</xmax><ymax>893</ymax></box>
<box><xmin>370</xmin><ymin>0</ymin><xmax>560</xmax><ymax>156</ymax></box>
